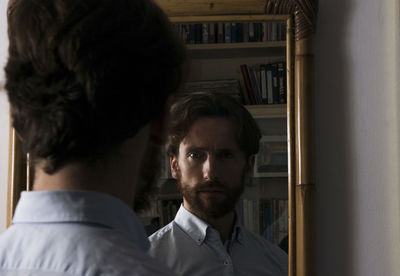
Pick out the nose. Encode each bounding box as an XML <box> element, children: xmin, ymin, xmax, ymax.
<box><xmin>202</xmin><ymin>154</ymin><xmax>217</xmax><ymax>180</ymax></box>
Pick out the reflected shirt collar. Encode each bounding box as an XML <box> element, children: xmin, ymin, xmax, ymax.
<box><xmin>174</xmin><ymin>204</ymin><xmax>247</xmax><ymax>246</ymax></box>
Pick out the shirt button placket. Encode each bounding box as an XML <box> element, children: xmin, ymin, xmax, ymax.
<box><xmin>223</xmin><ymin>258</ymin><xmax>234</xmax><ymax>276</ymax></box>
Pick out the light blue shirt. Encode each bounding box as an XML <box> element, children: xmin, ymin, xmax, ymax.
<box><xmin>149</xmin><ymin>205</ymin><xmax>288</xmax><ymax>276</ymax></box>
<box><xmin>0</xmin><ymin>191</ymin><xmax>177</xmax><ymax>276</ymax></box>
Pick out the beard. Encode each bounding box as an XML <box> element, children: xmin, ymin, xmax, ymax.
<box><xmin>133</xmin><ymin>142</ymin><xmax>163</xmax><ymax>212</ymax></box>
<box><xmin>176</xmin><ymin>169</ymin><xmax>246</xmax><ymax>222</ymax></box>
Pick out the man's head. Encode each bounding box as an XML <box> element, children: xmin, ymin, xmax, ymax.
<box><xmin>6</xmin><ymin>0</ymin><xmax>184</xmax><ymax>174</ymax></box>
<box><xmin>167</xmin><ymin>92</ymin><xmax>261</xmax><ymax>220</ymax></box>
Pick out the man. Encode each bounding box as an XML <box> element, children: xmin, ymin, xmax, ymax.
<box><xmin>149</xmin><ymin>92</ymin><xmax>288</xmax><ymax>275</ymax></box>
<box><xmin>0</xmin><ymin>0</ymin><xmax>184</xmax><ymax>275</ymax></box>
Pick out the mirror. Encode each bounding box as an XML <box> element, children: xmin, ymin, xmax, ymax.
<box><xmin>7</xmin><ymin>0</ymin><xmax>317</xmax><ymax>275</ymax></box>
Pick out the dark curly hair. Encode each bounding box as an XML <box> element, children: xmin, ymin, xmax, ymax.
<box><xmin>6</xmin><ymin>0</ymin><xmax>185</xmax><ymax>173</ymax></box>
<box><xmin>167</xmin><ymin>92</ymin><xmax>261</xmax><ymax>158</ymax></box>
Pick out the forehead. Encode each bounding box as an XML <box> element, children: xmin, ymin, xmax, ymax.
<box><xmin>180</xmin><ymin>117</ymin><xmax>240</xmax><ymax>150</ymax></box>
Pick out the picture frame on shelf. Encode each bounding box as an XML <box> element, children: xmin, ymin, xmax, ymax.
<box><xmin>253</xmin><ymin>135</ymin><xmax>288</xmax><ymax>177</ymax></box>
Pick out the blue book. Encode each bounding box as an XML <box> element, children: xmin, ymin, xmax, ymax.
<box><xmin>231</xmin><ymin>23</ymin><xmax>237</xmax><ymax>43</ymax></box>
<box><xmin>265</xmin><ymin>207</ymin><xmax>271</xmax><ymax>241</ymax></box>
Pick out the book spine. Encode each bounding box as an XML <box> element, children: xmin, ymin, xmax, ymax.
<box><xmin>231</xmin><ymin>23</ymin><xmax>237</xmax><ymax>43</ymax></box>
<box><xmin>224</xmin><ymin>23</ymin><xmax>231</xmax><ymax>43</ymax></box>
<box><xmin>268</xmin><ymin>22</ymin><xmax>273</xmax><ymax>41</ymax></box>
<box><xmin>277</xmin><ymin>62</ymin><xmax>287</xmax><ymax>103</ymax></box>
<box><xmin>256</xmin><ymin>23</ymin><xmax>261</xmax><ymax>41</ymax></box>
<box><xmin>266</xmin><ymin>64</ymin><xmax>274</xmax><ymax>104</ymax></box>
<box><xmin>253</xmin><ymin>199</ymin><xmax>259</xmax><ymax>234</ymax></box>
<box><xmin>202</xmin><ymin>23</ymin><xmax>209</xmax><ymax>44</ymax></box>
<box><xmin>237</xmin><ymin>23</ymin><xmax>243</xmax><ymax>42</ymax></box>
<box><xmin>243</xmin><ymin>23</ymin><xmax>249</xmax><ymax>42</ymax></box>
<box><xmin>262</xmin><ymin>22</ymin><xmax>267</xmax><ymax>42</ymax></box>
<box><xmin>240</xmin><ymin>64</ymin><xmax>257</xmax><ymax>105</ymax></box>
<box><xmin>281</xmin><ymin>22</ymin><xmax>287</xmax><ymax>41</ymax></box>
<box><xmin>265</xmin><ymin>205</ymin><xmax>271</xmax><ymax>241</ymax></box>
<box><xmin>271</xmin><ymin>63</ymin><xmax>280</xmax><ymax>104</ymax></box>
<box><xmin>249</xmin><ymin>23</ymin><xmax>255</xmax><ymax>42</ymax></box>
<box><xmin>217</xmin><ymin>23</ymin><xmax>224</xmax><ymax>43</ymax></box>
<box><xmin>248</xmin><ymin>66</ymin><xmax>262</xmax><ymax>104</ymax></box>
<box><xmin>189</xmin><ymin>24</ymin><xmax>195</xmax><ymax>44</ymax></box>
<box><xmin>209</xmin><ymin>23</ymin><xmax>215</xmax><ymax>43</ymax></box>
<box><xmin>195</xmin><ymin>23</ymin><xmax>202</xmax><ymax>44</ymax></box>
<box><xmin>260</xmin><ymin>64</ymin><xmax>268</xmax><ymax>103</ymax></box>
<box><xmin>237</xmin><ymin>68</ymin><xmax>251</xmax><ymax>105</ymax></box>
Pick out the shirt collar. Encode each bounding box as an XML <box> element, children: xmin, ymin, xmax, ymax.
<box><xmin>231</xmin><ymin>220</ymin><xmax>247</xmax><ymax>245</ymax></box>
<box><xmin>174</xmin><ymin>204</ymin><xmax>248</xmax><ymax>245</ymax></box>
<box><xmin>13</xmin><ymin>190</ymin><xmax>149</xmax><ymax>250</ymax></box>
<box><xmin>174</xmin><ymin>205</ymin><xmax>209</xmax><ymax>245</ymax></box>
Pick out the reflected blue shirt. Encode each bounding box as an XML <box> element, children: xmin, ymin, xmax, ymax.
<box><xmin>0</xmin><ymin>191</ymin><xmax>176</xmax><ymax>276</ymax></box>
<box><xmin>149</xmin><ymin>205</ymin><xmax>288</xmax><ymax>276</ymax></box>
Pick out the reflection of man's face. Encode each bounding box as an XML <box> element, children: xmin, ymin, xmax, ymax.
<box><xmin>171</xmin><ymin>117</ymin><xmax>253</xmax><ymax>221</ymax></box>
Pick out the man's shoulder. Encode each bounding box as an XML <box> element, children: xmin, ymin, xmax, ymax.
<box><xmin>148</xmin><ymin>221</ymin><xmax>176</xmax><ymax>243</ymax></box>
<box><xmin>0</xmin><ymin>223</ymin><xmax>177</xmax><ymax>276</ymax></box>
<box><xmin>240</xmin><ymin>227</ymin><xmax>287</xmax><ymax>257</ymax></box>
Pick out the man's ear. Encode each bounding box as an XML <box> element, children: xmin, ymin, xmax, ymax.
<box><xmin>244</xmin><ymin>155</ymin><xmax>255</xmax><ymax>179</ymax></box>
<box><xmin>169</xmin><ymin>154</ymin><xmax>179</xmax><ymax>179</ymax></box>
<box><xmin>149</xmin><ymin>95</ymin><xmax>173</xmax><ymax>146</ymax></box>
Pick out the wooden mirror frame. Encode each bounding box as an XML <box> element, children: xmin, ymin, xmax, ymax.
<box><xmin>7</xmin><ymin>0</ymin><xmax>317</xmax><ymax>275</ymax></box>
<box><xmin>153</xmin><ymin>1</ymin><xmax>317</xmax><ymax>275</ymax></box>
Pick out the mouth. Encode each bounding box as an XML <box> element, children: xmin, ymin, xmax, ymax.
<box><xmin>197</xmin><ymin>189</ymin><xmax>225</xmax><ymax>197</ymax></box>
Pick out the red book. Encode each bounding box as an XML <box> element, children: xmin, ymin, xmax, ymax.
<box><xmin>240</xmin><ymin>64</ymin><xmax>257</xmax><ymax>104</ymax></box>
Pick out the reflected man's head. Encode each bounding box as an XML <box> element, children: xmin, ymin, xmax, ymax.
<box><xmin>167</xmin><ymin>92</ymin><xmax>261</xmax><ymax>221</ymax></box>
<box><xmin>5</xmin><ymin>0</ymin><xmax>184</xmax><ymax>209</ymax></box>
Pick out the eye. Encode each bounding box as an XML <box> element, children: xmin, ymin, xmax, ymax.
<box><xmin>188</xmin><ymin>152</ymin><xmax>201</xmax><ymax>159</ymax></box>
<box><xmin>221</xmin><ymin>150</ymin><xmax>234</xmax><ymax>159</ymax></box>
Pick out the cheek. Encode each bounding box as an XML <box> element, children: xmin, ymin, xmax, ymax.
<box><xmin>178</xmin><ymin>161</ymin><xmax>200</xmax><ymax>181</ymax></box>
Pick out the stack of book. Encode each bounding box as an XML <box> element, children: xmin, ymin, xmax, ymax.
<box><xmin>183</xmin><ymin>79</ymin><xmax>242</xmax><ymax>103</ymax></box>
<box><xmin>173</xmin><ymin>22</ymin><xmax>286</xmax><ymax>44</ymax></box>
<box><xmin>238</xmin><ymin>62</ymin><xmax>287</xmax><ymax>105</ymax></box>
<box><xmin>238</xmin><ymin>198</ymin><xmax>288</xmax><ymax>245</ymax></box>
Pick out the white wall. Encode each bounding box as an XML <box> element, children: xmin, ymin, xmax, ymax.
<box><xmin>0</xmin><ymin>0</ymin><xmax>10</xmax><ymax>233</ymax></box>
<box><xmin>315</xmin><ymin>0</ymin><xmax>400</xmax><ymax>275</ymax></box>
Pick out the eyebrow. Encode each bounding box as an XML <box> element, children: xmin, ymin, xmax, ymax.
<box><xmin>184</xmin><ymin>146</ymin><xmax>238</xmax><ymax>153</ymax></box>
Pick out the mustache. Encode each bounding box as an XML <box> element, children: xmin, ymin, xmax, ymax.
<box><xmin>195</xmin><ymin>180</ymin><xmax>227</xmax><ymax>191</ymax></box>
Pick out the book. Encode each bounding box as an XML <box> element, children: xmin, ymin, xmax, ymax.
<box><xmin>224</xmin><ymin>23</ymin><xmax>231</xmax><ymax>43</ymax></box>
<box><xmin>260</xmin><ymin>64</ymin><xmax>268</xmax><ymax>103</ymax></box>
<box><xmin>195</xmin><ymin>23</ymin><xmax>202</xmax><ymax>43</ymax></box>
<box><xmin>202</xmin><ymin>23</ymin><xmax>209</xmax><ymax>44</ymax></box>
<box><xmin>188</xmin><ymin>24</ymin><xmax>195</xmax><ymax>44</ymax></box>
<box><xmin>271</xmin><ymin>63</ymin><xmax>280</xmax><ymax>104</ymax></box>
<box><xmin>277</xmin><ymin>62</ymin><xmax>287</xmax><ymax>103</ymax></box>
<box><xmin>249</xmin><ymin>23</ymin><xmax>255</xmax><ymax>42</ymax></box>
<box><xmin>236</xmin><ymin>23</ymin><xmax>243</xmax><ymax>42</ymax></box>
<box><xmin>217</xmin><ymin>23</ymin><xmax>224</xmax><ymax>43</ymax></box>
<box><xmin>243</xmin><ymin>22</ymin><xmax>249</xmax><ymax>42</ymax></box>
<box><xmin>231</xmin><ymin>23</ymin><xmax>237</xmax><ymax>43</ymax></box>
<box><xmin>183</xmin><ymin>79</ymin><xmax>242</xmax><ymax>102</ymax></box>
<box><xmin>237</xmin><ymin>68</ymin><xmax>251</xmax><ymax>105</ymax></box>
<box><xmin>209</xmin><ymin>23</ymin><xmax>216</xmax><ymax>43</ymax></box>
<box><xmin>240</xmin><ymin>64</ymin><xmax>257</xmax><ymax>105</ymax></box>
<box><xmin>266</xmin><ymin>63</ymin><xmax>274</xmax><ymax>104</ymax></box>
<box><xmin>248</xmin><ymin>66</ymin><xmax>263</xmax><ymax>104</ymax></box>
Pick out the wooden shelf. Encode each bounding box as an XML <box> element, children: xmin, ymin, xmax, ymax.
<box><xmin>245</xmin><ymin>104</ymin><xmax>287</xmax><ymax>118</ymax></box>
<box><xmin>186</xmin><ymin>41</ymin><xmax>286</xmax><ymax>51</ymax></box>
